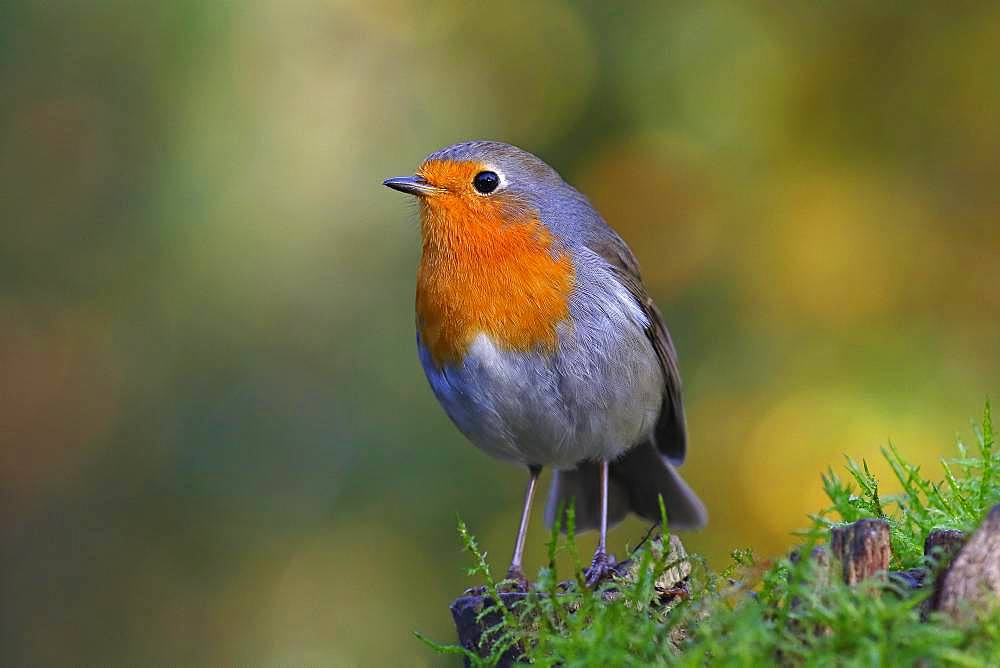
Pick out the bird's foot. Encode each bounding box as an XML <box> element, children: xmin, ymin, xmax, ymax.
<box><xmin>502</xmin><ymin>566</ymin><xmax>530</xmax><ymax>592</ymax></box>
<box><xmin>585</xmin><ymin>550</ymin><xmax>614</xmax><ymax>588</ymax></box>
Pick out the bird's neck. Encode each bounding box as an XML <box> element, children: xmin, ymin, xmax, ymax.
<box><xmin>416</xmin><ymin>207</ymin><xmax>575</xmax><ymax>368</ymax></box>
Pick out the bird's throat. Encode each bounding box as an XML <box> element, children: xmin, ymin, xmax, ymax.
<box><xmin>416</xmin><ymin>207</ymin><xmax>575</xmax><ymax>368</ymax></box>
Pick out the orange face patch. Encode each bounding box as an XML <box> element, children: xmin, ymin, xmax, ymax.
<box><xmin>415</xmin><ymin>159</ymin><xmax>575</xmax><ymax>367</ymax></box>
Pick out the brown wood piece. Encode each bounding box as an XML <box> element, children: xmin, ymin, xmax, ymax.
<box><xmin>830</xmin><ymin>518</ymin><xmax>891</xmax><ymax>585</ymax></box>
<box><xmin>934</xmin><ymin>504</ymin><xmax>1000</xmax><ymax>621</ymax></box>
<box><xmin>923</xmin><ymin>528</ymin><xmax>966</xmax><ymax>565</ymax></box>
<box><xmin>617</xmin><ymin>534</ymin><xmax>690</xmax><ymax>591</ymax></box>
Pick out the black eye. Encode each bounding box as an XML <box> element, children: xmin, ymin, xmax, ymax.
<box><xmin>472</xmin><ymin>170</ymin><xmax>500</xmax><ymax>194</ymax></box>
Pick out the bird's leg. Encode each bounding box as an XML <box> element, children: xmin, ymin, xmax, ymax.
<box><xmin>506</xmin><ymin>465</ymin><xmax>542</xmax><ymax>589</ymax></box>
<box><xmin>585</xmin><ymin>459</ymin><xmax>612</xmax><ymax>587</ymax></box>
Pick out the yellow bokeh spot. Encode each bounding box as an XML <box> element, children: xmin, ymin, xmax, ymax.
<box><xmin>576</xmin><ymin>135</ymin><xmax>721</xmax><ymax>297</ymax></box>
<box><xmin>748</xmin><ymin>168</ymin><xmax>932</xmax><ymax>327</ymax></box>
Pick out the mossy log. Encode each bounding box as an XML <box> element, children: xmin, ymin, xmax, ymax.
<box><xmin>450</xmin><ymin>535</ymin><xmax>689</xmax><ymax>668</ymax></box>
<box><xmin>449</xmin><ymin>508</ymin><xmax>999</xmax><ymax>664</ymax></box>
<box><xmin>450</xmin><ymin>592</ymin><xmax>527</xmax><ymax>668</ymax></box>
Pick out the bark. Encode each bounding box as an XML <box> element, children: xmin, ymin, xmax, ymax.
<box><xmin>830</xmin><ymin>518</ymin><xmax>891</xmax><ymax>585</ymax></box>
<box><xmin>933</xmin><ymin>504</ymin><xmax>1000</xmax><ymax>621</ymax></box>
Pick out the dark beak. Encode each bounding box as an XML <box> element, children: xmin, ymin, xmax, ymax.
<box><xmin>382</xmin><ymin>175</ymin><xmax>442</xmax><ymax>196</ymax></box>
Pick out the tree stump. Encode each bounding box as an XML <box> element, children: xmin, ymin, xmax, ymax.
<box><xmin>830</xmin><ymin>518</ymin><xmax>891</xmax><ymax>585</ymax></box>
<box><xmin>933</xmin><ymin>504</ymin><xmax>1000</xmax><ymax>621</ymax></box>
<box><xmin>448</xmin><ymin>535</ymin><xmax>689</xmax><ymax>667</ymax></box>
<box><xmin>450</xmin><ymin>592</ymin><xmax>526</xmax><ymax>668</ymax></box>
<box><xmin>924</xmin><ymin>528</ymin><xmax>967</xmax><ymax>565</ymax></box>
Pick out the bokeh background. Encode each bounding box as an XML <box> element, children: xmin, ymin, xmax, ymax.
<box><xmin>3</xmin><ymin>1</ymin><xmax>999</xmax><ymax>664</ymax></box>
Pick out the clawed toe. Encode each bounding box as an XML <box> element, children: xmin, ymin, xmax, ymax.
<box><xmin>584</xmin><ymin>551</ymin><xmax>614</xmax><ymax>588</ymax></box>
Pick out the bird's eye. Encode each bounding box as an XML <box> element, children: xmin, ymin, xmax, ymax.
<box><xmin>472</xmin><ymin>171</ymin><xmax>500</xmax><ymax>194</ymax></box>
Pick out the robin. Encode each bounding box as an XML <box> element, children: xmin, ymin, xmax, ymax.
<box><xmin>384</xmin><ymin>141</ymin><xmax>707</xmax><ymax>586</ymax></box>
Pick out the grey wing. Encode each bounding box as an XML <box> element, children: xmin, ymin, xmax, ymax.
<box><xmin>584</xmin><ymin>229</ymin><xmax>687</xmax><ymax>464</ymax></box>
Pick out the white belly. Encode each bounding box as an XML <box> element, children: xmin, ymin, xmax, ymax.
<box><xmin>422</xmin><ymin>326</ymin><xmax>662</xmax><ymax>469</ymax></box>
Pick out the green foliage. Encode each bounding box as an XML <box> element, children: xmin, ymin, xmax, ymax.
<box><xmin>812</xmin><ymin>401</ymin><xmax>1000</xmax><ymax>569</ymax></box>
<box><xmin>421</xmin><ymin>403</ymin><xmax>1000</xmax><ymax>666</ymax></box>
<box><xmin>416</xmin><ymin>517</ymin><xmax>524</xmax><ymax>665</ymax></box>
<box><xmin>680</xmin><ymin>562</ymin><xmax>1000</xmax><ymax>667</ymax></box>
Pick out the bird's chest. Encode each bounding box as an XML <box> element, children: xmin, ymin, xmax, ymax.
<box><xmin>415</xmin><ymin>219</ymin><xmax>575</xmax><ymax>368</ymax></box>
<box><xmin>419</xmin><ymin>330</ymin><xmax>573</xmax><ymax>465</ymax></box>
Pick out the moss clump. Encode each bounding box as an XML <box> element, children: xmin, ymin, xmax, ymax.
<box><xmin>420</xmin><ymin>402</ymin><xmax>1000</xmax><ymax>666</ymax></box>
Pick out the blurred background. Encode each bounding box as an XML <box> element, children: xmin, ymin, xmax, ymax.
<box><xmin>3</xmin><ymin>1</ymin><xmax>999</xmax><ymax>664</ymax></box>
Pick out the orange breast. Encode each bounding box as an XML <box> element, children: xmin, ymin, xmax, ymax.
<box><xmin>415</xmin><ymin>176</ymin><xmax>575</xmax><ymax>367</ymax></box>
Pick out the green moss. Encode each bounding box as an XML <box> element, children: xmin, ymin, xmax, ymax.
<box><xmin>420</xmin><ymin>402</ymin><xmax>1000</xmax><ymax>666</ymax></box>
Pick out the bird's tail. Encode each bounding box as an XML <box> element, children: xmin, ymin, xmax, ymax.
<box><xmin>543</xmin><ymin>441</ymin><xmax>708</xmax><ymax>532</ymax></box>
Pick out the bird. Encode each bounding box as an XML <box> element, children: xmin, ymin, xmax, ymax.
<box><xmin>383</xmin><ymin>141</ymin><xmax>707</xmax><ymax>587</ymax></box>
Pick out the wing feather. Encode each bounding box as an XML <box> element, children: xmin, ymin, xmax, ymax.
<box><xmin>585</xmin><ymin>230</ymin><xmax>687</xmax><ymax>463</ymax></box>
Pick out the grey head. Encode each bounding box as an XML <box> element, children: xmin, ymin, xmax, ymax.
<box><xmin>422</xmin><ymin>140</ymin><xmax>566</xmax><ymax>193</ymax></box>
<box><xmin>384</xmin><ymin>140</ymin><xmax>604</xmax><ymax>245</ymax></box>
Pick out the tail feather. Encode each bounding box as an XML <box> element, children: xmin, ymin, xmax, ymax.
<box><xmin>544</xmin><ymin>441</ymin><xmax>708</xmax><ymax>532</ymax></box>
<box><xmin>543</xmin><ymin>460</ymin><xmax>631</xmax><ymax>531</ymax></box>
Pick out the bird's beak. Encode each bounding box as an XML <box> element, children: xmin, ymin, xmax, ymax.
<box><xmin>382</xmin><ymin>175</ymin><xmax>443</xmax><ymax>196</ymax></box>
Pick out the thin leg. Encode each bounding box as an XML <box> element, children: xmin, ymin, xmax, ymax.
<box><xmin>598</xmin><ymin>459</ymin><xmax>608</xmax><ymax>554</ymax></box>
<box><xmin>585</xmin><ymin>460</ymin><xmax>612</xmax><ymax>587</ymax></box>
<box><xmin>506</xmin><ymin>465</ymin><xmax>542</xmax><ymax>587</ymax></box>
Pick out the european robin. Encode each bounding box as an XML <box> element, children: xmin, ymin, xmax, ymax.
<box><xmin>384</xmin><ymin>141</ymin><xmax>707</xmax><ymax>586</ymax></box>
